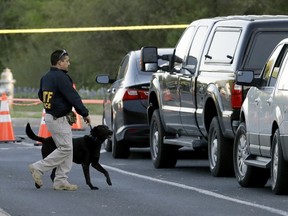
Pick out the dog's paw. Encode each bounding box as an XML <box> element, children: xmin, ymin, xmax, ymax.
<box><xmin>107</xmin><ymin>178</ymin><xmax>112</xmax><ymax>186</ymax></box>
<box><xmin>91</xmin><ymin>186</ymin><xmax>99</xmax><ymax>190</ymax></box>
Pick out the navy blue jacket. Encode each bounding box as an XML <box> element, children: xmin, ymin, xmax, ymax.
<box><xmin>38</xmin><ymin>67</ymin><xmax>89</xmax><ymax>118</ymax></box>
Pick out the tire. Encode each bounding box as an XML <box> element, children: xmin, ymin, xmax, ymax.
<box><xmin>208</xmin><ymin>116</ymin><xmax>234</xmax><ymax>177</ymax></box>
<box><xmin>112</xmin><ymin>128</ymin><xmax>129</xmax><ymax>159</ymax></box>
<box><xmin>271</xmin><ymin>129</ymin><xmax>288</xmax><ymax>195</ymax></box>
<box><xmin>102</xmin><ymin>117</ymin><xmax>112</xmax><ymax>152</ymax></box>
<box><xmin>150</xmin><ymin>109</ymin><xmax>178</xmax><ymax>168</ymax></box>
<box><xmin>233</xmin><ymin>122</ymin><xmax>269</xmax><ymax>187</ymax></box>
<box><xmin>104</xmin><ymin>139</ymin><xmax>112</xmax><ymax>152</ymax></box>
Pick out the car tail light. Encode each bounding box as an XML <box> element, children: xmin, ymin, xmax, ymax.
<box><xmin>122</xmin><ymin>88</ymin><xmax>149</xmax><ymax>101</ymax></box>
<box><xmin>231</xmin><ymin>83</ymin><xmax>242</xmax><ymax>109</ymax></box>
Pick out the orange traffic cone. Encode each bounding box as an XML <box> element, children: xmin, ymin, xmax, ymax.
<box><xmin>0</xmin><ymin>93</ymin><xmax>16</xmax><ymax>142</ymax></box>
<box><xmin>71</xmin><ymin>107</ymin><xmax>84</xmax><ymax>131</ymax></box>
<box><xmin>34</xmin><ymin>109</ymin><xmax>51</xmax><ymax>146</ymax></box>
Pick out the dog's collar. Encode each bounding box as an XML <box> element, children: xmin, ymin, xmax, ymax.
<box><xmin>88</xmin><ymin>135</ymin><xmax>99</xmax><ymax>142</ymax></box>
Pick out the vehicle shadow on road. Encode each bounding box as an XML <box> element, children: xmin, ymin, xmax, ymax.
<box><xmin>128</xmin><ymin>148</ymin><xmax>151</xmax><ymax>159</ymax></box>
<box><xmin>128</xmin><ymin>147</ymin><xmax>208</xmax><ymax>160</ymax></box>
<box><xmin>127</xmin><ymin>148</ymin><xmax>211</xmax><ymax>175</ymax></box>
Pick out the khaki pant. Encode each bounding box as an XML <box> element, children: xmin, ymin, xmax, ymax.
<box><xmin>32</xmin><ymin>113</ymin><xmax>73</xmax><ymax>186</ymax></box>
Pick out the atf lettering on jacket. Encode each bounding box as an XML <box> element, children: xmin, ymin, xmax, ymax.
<box><xmin>43</xmin><ymin>91</ymin><xmax>54</xmax><ymax>110</ymax></box>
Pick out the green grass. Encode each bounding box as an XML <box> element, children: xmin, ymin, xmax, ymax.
<box><xmin>10</xmin><ymin>103</ymin><xmax>103</xmax><ymax>118</ymax></box>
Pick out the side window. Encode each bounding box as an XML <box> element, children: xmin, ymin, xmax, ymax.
<box><xmin>277</xmin><ymin>47</ymin><xmax>288</xmax><ymax>90</ymax></box>
<box><xmin>268</xmin><ymin>67</ymin><xmax>279</xmax><ymax>87</ymax></box>
<box><xmin>260</xmin><ymin>44</ymin><xmax>285</xmax><ymax>87</ymax></box>
<box><xmin>205</xmin><ymin>28</ymin><xmax>241</xmax><ymax>64</ymax></box>
<box><xmin>268</xmin><ymin>47</ymin><xmax>288</xmax><ymax>87</ymax></box>
<box><xmin>174</xmin><ymin>26</ymin><xmax>195</xmax><ymax>69</ymax></box>
<box><xmin>117</xmin><ymin>55</ymin><xmax>129</xmax><ymax>80</ymax></box>
<box><xmin>244</xmin><ymin>31</ymin><xmax>288</xmax><ymax>75</ymax></box>
<box><xmin>187</xmin><ymin>26</ymin><xmax>208</xmax><ymax>63</ymax></box>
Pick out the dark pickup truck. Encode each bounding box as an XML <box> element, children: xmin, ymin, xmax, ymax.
<box><xmin>140</xmin><ymin>15</ymin><xmax>288</xmax><ymax>177</ymax></box>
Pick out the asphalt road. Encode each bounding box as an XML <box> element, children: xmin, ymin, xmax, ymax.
<box><xmin>1</xmin><ymin>117</ymin><xmax>288</xmax><ymax>216</ymax></box>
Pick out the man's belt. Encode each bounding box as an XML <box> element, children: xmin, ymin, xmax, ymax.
<box><xmin>49</xmin><ymin>111</ymin><xmax>77</xmax><ymax>125</ymax></box>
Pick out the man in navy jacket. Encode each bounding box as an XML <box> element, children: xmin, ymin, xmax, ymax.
<box><xmin>29</xmin><ymin>49</ymin><xmax>91</xmax><ymax>191</ymax></box>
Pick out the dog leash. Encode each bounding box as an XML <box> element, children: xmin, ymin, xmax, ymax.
<box><xmin>88</xmin><ymin>123</ymin><xmax>93</xmax><ymax>130</ymax></box>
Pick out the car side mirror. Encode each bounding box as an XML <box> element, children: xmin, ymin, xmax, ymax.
<box><xmin>235</xmin><ymin>70</ymin><xmax>254</xmax><ymax>85</ymax></box>
<box><xmin>96</xmin><ymin>75</ymin><xmax>114</xmax><ymax>84</ymax></box>
<box><xmin>140</xmin><ymin>46</ymin><xmax>158</xmax><ymax>72</ymax></box>
<box><xmin>185</xmin><ymin>56</ymin><xmax>197</xmax><ymax>74</ymax></box>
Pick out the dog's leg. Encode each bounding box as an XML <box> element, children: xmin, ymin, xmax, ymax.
<box><xmin>82</xmin><ymin>164</ymin><xmax>99</xmax><ymax>190</ymax></box>
<box><xmin>92</xmin><ymin>163</ymin><xmax>112</xmax><ymax>186</ymax></box>
<box><xmin>50</xmin><ymin>168</ymin><xmax>56</xmax><ymax>182</ymax></box>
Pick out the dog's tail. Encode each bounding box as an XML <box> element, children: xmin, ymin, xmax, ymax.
<box><xmin>25</xmin><ymin>123</ymin><xmax>45</xmax><ymax>143</ymax></box>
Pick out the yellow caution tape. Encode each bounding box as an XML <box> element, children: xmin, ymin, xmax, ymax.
<box><xmin>0</xmin><ymin>24</ymin><xmax>188</xmax><ymax>34</ymax></box>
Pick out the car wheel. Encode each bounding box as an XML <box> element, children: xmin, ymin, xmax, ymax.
<box><xmin>104</xmin><ymin>139</ymin><xmax>112</xmax><ymax>152</ymax></box>
<box><xmin>112</xmin><ymin>128</ymin><xmax>129</xmax><ymax>159</ymax></box>
<box><xmin>102</xmin><ymin>117</ymin><xmax>112</xmax><ymax>152</ymax></box>
<box><xmin>208</xmin><ymin>116</ymin><xmax>234</xmax><ymax>177</ymax></box>
<box><xmin>271</xmin><ymin>129</ymin><xmax>288</xmax><ymax>195</ymax></box>
<box><xmin>233</xmin><ymin>122</ymin><xmax>269</xmax><ymax>187</ymax></box>
<box><xmin>150</xmin><ymin>109</ymin><xmax>178</xmax><ymax>168</ymax></box>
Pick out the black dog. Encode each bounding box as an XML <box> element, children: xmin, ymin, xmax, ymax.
<box><xmin>26</xmin><ymin>123</ymin><xmax>113</xmax><ymax>190</ymax></box>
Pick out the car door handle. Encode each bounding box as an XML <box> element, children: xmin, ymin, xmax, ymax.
<box><xmin>254</xmin><ymin>97</ymin><xmax>260</xmax><ymax>105</ymax></box>
<box><xmin>266</xmin><ymin>97</ymin><xmax>273</xmax><ymax>105</ymax></box>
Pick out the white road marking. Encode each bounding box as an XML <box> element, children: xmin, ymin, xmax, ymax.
<box><xmin>0</xmin><ymin>208</ymin><xmax>11</xmax><ymax>216</ymax></box>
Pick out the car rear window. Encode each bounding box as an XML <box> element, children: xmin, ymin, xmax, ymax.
<box><xmin>244</xmin><ymin>31</ymin><xmax>288</xmax><ymax>75</ymax></box>
<box><xmin>205</xmin><ymin>28</ymin><xmax>241</xmax><ymax>64</ymax></box>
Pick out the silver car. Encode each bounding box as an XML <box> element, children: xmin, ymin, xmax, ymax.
<box><xmin>233</xmin><ymin>38</ymin><xmax>288</xmax><ymax>195</ymax></box>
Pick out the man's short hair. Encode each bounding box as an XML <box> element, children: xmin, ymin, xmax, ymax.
<box><xmin>50</xmin><ymin>49</ymin><xmax>68</xmax><ymax>65</ymax></box>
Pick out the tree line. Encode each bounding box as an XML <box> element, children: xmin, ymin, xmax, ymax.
<box><xmin>0</xmin><ymin>0</ymin><xmax>287</xmax><ymax>89</ymax></box>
